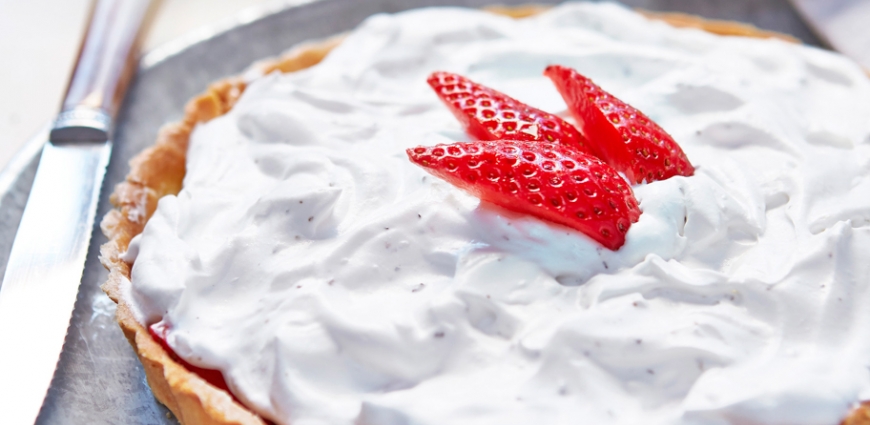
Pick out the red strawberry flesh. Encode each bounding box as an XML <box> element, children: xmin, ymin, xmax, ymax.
<box><xmin>428</xmin><ymin>71</ymin><xmax>591</xmax><ymax>154</ymax></box>
<box><xmin>544</xmin><ymin>65</ymin><xmax>694</xmax><ymax>184</ymax></box>
<box><xmin>407</xmin><ymin>140</ymin><xmax>641</xmax><ymax>250</ymax></box>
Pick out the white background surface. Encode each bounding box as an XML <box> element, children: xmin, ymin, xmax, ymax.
<box><xmin>0</xmin><ymin>0</ymin><xmax>273</xmax><ymax>172</ymax></box>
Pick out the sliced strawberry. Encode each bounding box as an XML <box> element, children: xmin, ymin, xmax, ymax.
<box><xmin>428</xmin><ymin>71</ymin><xmax>591</xmax><ymax>154</ymax></box>
<box><xmin>544</xmin><ymin>65</ymin><xmax>694</xmax><ymax>184</ymax></box>
<box><xmin>407</xmin><ymin>140</ymin><xmax>641</xmax><ymax>249</ymax></box>
<box><xmin>149</xmin><ymin>322</ymin><xmax>235</xmax><ymax>397</ymax></box>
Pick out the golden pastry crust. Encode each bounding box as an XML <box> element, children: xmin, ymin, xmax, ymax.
<box><xmin>99</xmin><ymin>6</ymin><xmax>870</xmax><ymax>425</ymax></box>
<box><xmin>639</xmin><ymin>10</ymin><xmax>800</xmax><ymax>43</ymax></box>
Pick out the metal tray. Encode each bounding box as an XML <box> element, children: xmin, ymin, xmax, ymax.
<box><xmin>0</xmin><ymin>0</ymin><xmax>817</xmax><ymax>423</ymax></box>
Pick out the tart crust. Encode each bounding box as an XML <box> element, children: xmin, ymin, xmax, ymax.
<box><xmin>99</xmin><ymin>6</ymin><xmax>870</xmax><ymax>425</ymax></box>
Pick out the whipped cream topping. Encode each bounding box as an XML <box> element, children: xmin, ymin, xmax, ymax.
<box><xmin>126</xmin><ymin>3</ymin><xmax>870</xmax><ymax>424</ymax></box>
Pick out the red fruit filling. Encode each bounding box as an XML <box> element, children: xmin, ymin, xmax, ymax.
<box><xmin>148</xmin><ymin>322</ymin><xmax>234</xmax><ymax>398</ymax></box>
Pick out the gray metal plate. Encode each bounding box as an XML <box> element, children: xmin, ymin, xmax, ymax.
<box><xmin>0</xmin><ymin>0</ymin><xmax>817</xmax><ymax>423</ymax></box>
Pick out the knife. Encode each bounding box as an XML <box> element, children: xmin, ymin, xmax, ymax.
<box><xmin>790</xmin><ymin>0</ymin><xmax>870</xmax><ymax>70</ymax></box>
<box><xmin>0</xmin><ymin>0</ymin><xmax>153</xmax><ymax>423</ymax></box>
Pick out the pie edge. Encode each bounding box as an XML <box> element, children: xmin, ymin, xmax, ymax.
<box><xmin>97</xmin><ymin>6</ymin><xmax>870</xmax><ymax>425</ymax></box>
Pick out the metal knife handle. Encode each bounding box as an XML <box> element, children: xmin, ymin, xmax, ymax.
<box><xmin>50</xmin><ymin>0</ymin><xmax>153</xmax><ymax>143</ymax></box>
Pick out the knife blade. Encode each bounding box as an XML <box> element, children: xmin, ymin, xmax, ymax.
<box><xmin>790</xmin><ymin>0</ymin><xmax>870</xmax><ymax>69</ymax></box>
<box><xmin>0</xmin><ymin>0</ymin><xmax>153</xmax><ymax>424</ymax></box>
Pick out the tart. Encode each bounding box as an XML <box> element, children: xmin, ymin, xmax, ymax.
<box><xmin>100</xmin><ymin>3</ymin><xmax>870</xmax><ymax>425</ymax></box>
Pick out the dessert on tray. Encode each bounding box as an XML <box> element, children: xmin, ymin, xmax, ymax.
<box><xmin>100</xmin><ymin>3</ymin><xmax>870</xmax><ymax>424</ymax></box>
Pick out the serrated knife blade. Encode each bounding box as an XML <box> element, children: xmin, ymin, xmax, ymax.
<box><xmin>0</xmin><ymin>140</ymin><xmax>111</xmax><ymax>425</ymax></box>
<box><xmin>0</xmin><ymin>0</ymin><xmax>152</xmax><ymax>424</ymax></box>
<box><xmin>791</xmin><ymin>0</ymin><xmax>870</xmax><ymax>69</ymax></box>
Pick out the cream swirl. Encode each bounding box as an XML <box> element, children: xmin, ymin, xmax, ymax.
<box><xmin>126</xmin><ymin>3</ymin><xmax>870</xmax><ymax>425</ymax></box>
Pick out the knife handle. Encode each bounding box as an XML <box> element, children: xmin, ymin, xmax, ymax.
<box><xmin>50</xmin><ymin>0</ymin><xmax>154</xmax><ymax>143</ymax></box>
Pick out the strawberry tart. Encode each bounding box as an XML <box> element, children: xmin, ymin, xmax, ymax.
<box><xmin>101</xmin><ymin>3</ymin><xmax>870</xmax><ymax>425</ymax></box>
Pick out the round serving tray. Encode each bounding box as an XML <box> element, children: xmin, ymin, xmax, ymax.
<box><xmin>0</xmin><ymin>0</ymin><xmax>817</xmax><ymax>423</ymax></box>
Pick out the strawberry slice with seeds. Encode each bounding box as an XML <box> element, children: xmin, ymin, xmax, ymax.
<box><xmin>544</xmin><ymin>65</ymin><xmax>694</xmax><ymax>184</ymax></box>
<box><xmin>407</xmin><ymin>140</ymin><xmax>641</xmax><ymax>250</ymax></box>
<box><xmin>428</xmin><ymin>71</ymin><xmax>591</xmax><ymax>154</ymax></box>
